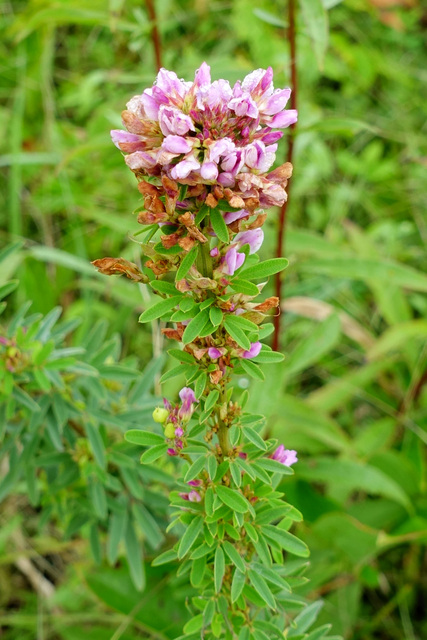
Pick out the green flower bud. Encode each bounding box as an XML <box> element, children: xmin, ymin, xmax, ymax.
<box><xmin>164</xmin><ymin>423</ymin><xmax>176</xmax><ymax>439</ymax></box>
<box><xmin>152</xmin><ymin>407</ymin><xmax>169</xmax><ymax>423</ymax></box>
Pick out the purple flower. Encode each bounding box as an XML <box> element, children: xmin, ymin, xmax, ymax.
<box><xmin>271</xmin><ymin>444</ymin><xmax>298</xmax><ymax>467</ymax></box>
<box><xmin>208</xmin><ymin>347</ymin><xmax>223</xmax><ymax>360</ymax></box>
<box><xmin>242</xmin><ymin>341</ymin><xmax>262</xmax><ymax>359</ymax></box>
<box><xmin>162</xmin><ymin>135</ymin><xmax>192</xmax><ymax>154</ymax></box>
<box><xmin>171</xmin><ymin>157</ymin><xmax>200</xmax><ymax>180</ymax></box>
<box><xmin>167</xmin><ymin>448</ymin><xmax>178</xmax><ymax>456</ymax></box>
<box><xmin>234</xmin><ymin>228</ymin><xmax>264</xmax><ymax>254</ymax></box>
<box><xmin>245</xmin><ymin>141</ymin><xmax>277</xmax><ymax>173</ymax></box>
<box><xmin>178</xmin><ymin>386</ymin><xmax>198</xmax><ymax>419</ymax></box>
<box><xmin>223</xmin><ymin>209</ymin><xmax>249</xmax><ymax>225</ymax></box>
<box><xmin>223</xmin><ymin>247</ymin><xmax>246</xmax><ymax>276</ymax></box>
<box><xmin>158</xmin><ymin>106</ymin><xmax>195</xmax><ymax>136</ymax></box>
<box><xmin>188</xmin><ymin>479</ymin><xmax>203</xmax><ymax>487</ymax></box>
<box><xmin>210</xmin><ymin>247</ymin><xmax>219</xmax><ymax>257</ymax></box>
<box><xmin>180</xmin><ymin>490</ymin><xmax>202</xmax><ymax>502</ymax></box>
<box><xmin>175</xmin><ymin>426</ymin><xmax>184</xmax><ymax>437</ymax></box>
<box><xmin>269</xmin><ymin>110</ymin><xmax>298</xmax><ymax>129</ymax></box>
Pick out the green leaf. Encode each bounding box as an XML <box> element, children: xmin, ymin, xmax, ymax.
<box><xmin>207</xmin><ymin>456</ymin><xmax>218</xmax><ymax>481</ymax></box>
<box><xmin>230</xmin><ymin>278</ymin><xmax>260</xmax><ymax>296</ymax></box>
<box><xmin>183</xmin><ymin>309</ymin><xmax>210</xmax><ymax>344</ymax></box>
<box><xmin>168</xmin><ymin>348</ymin><xmax>196</xmax><ymax>364</ymax></box>
<box><xmin>0</xmin><ymin>280</ymin><xmax>18</xmax><ymax>301</ymax></box>
<box><xmin>150</xmin><ymin>280</ymin><xmax>178</xmax><ymax>295</ymax></box>
<box><xmin>299</xmin><ymin>256</ymin><xmax>427</xmax><ymax>292</ymax></box>
<box><xmin>210</xmin><ymin>208</ymin><xmax>229</xmax><ymax>243</ymax></box>
<box><xmin>210</xmin><ymin>306</ymin><xmax>223</xmax><ymax>326</ymax></box>
<box><xmin>299</xmin><ymin>0</ymin><xmax>329</xmax><ymax>70</ymax></box>
<box><xmin>223</xmin><ymin>541</ymin><xmax>246</xmax><ymax>573</ymax></box>
<box><xmin>138</xmin><ymin>296</ymin><xmax>182</xmax><ymax>322</ymax></box>
<box><xmin>248</xmin><ymin>569</ymin><xmax>276</xmax><ymax>609</ymax></box>
<box><xmin>224</xmin><ymin>317</ymin><xmax>251</xmax><ymax>350</ymax></box>
<box><xmin>124</xmin><ymin>430</ymin><xmax>164</xmax><ymax>446</ymax></box>
<box><xmin>244</xmin><ymin>426</ymin><xmax>267</xmax><ymax>451</ymax></box>
<box><xmin>239</xmin><ymin>258</ymin><xmax>289</xmax><ymax>280</ymax></box>
<box><xmin>283</xmin><ymin>314</ymin><xmax>341</xmax><ymax>376</ymax></box>
<box><xmin>86</xmin><ymin>422</ymin><xmax>106</xmax><ymax>469</ymax></box>
<box><xmin>255</xmin><ymin>458</ymin><xmax>294</xmax><ymax>475</ymax></box>
<box><xmin>152</xmin><ymin>548</ymin><xmax>178</xmax><ymax>566</ymax></box>
<box><xmin>178</xmin><ymin>517</ymin><xmax>203</xmax><ymax>558</ymax></box>
<box><xmin>160</xmin><ymin>363</ymin><xmax>195</xmax><ymax>383</ymax></box>
<box><xmin>216</xmin><ymin>485</ymin><xmax>250</xmax><ymax>513</ymax></box>
<box><xmin>262</xmin><ymin>525</ymin><xmax>310</xmax><ymax>557</ymax></box>
<box><xmin>205</xmin><ymin>389</ymin><xmax>219</xmax><ymax>413</ymax></box>
<box><xmin>176</xmin><ymin>245</ymin><xmax>198</xmax><ymax>281</ymax></box>
<box><xmin>214</xmin><ymin>546</ymin><xmax>225</xmax><ymax>593</ymax></box>
<box><xmin>225</xmin><ymin>314</ymin><xmax>258</xmax><ymax>332</ymax></box>
<box><xmin>190</xmin><ymin>556</ymin><xmax>207</xmax><ymax>587</ymax></box>
<box><xmin>252</xmin><ymin>349</ymin><xmax>285</xmax><ymax>364</ymax></box>
<box><xmin>89</xmin><ymin>477</ymin><xmax>107</xmax><ymax>520</ymax></box>
<box><xmin>195</xmin><ymin>371</ymin><xmax>208</xmax><ymax>398</ymax></box>
<box><xmin>287</xmin><ymin>601</ymin><xmax>324</xmax><ymax>637</ymax></box>
<box><xmin>184</xmin><ymin>456</ymin><xmax>206</xmax><ymax>482</ymax></box>
<box><xmin>252</xmin><ymin>563</ymin><xmax>291</xmax><ymax>591</ymax></box>
<box><xmin>231</xmin><ymin>569</ymin><xmax>246</xmax><ymax>603</ymax></box>
<box><xmin>107</xmin><ymin>509</ymin><xmax>128</xmax><ymax>565</ymax></box>
<box><xmin>124</xmin><ymin>519</ymin><xmax>145</xmax><ymax>591</ymax></box>
<box><xmin>240</xmin><ymin>358</ymin><xmax>265</xmax><ymax>381</ymax></box>
<box><xmin>139</xmin><ymin>444</ymin><xmax>168</xmax><ymax>464</ymax></box>
<box><xmin>183</xmin><ymin>613</ymin><xmax>204</xmax><ymax>634</ymax></box>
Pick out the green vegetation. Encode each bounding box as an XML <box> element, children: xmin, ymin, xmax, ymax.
<box><xmin>1</xmin><ymin>1</ymin><xmax>426</xmax><ymax>639</ymax></box>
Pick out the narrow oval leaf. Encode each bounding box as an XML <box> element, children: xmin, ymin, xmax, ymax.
<box><xmin>139</xmin><ymin>295</ymin><xmax>182</xmax><ymax>323</ymax></box>
<box><xmin>216</xmin><ymin>485</ymin><xmax>250</xmax><ymax>513</ymax></box>
<box><xmin>178</xmin><ymin>517</ymin><xmax>203</xmax><ymax>558</ymax></box>
<box><xmin>262</xmin><ymin>524</ymin><xmax>310</xmax><ymax>557</ymax></box>
<box><xmin>125</xmin><ymin>430</ymin><xmax>164</xmax><ymax>446</ymax></box>
<box><xmin>214</xmin><ymin>546</ymin><xmax>225</xmax><ymax>593</ymax></box>
<box><xmin>210</xmin><ymin>208</ymin><xmax>229</xmax><ymax>243</ymax></box>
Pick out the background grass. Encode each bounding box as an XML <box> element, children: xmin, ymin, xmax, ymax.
<box><xmin>1</xmin><ymin>0</ymin><xmax>427</xmax><ymax>638</ymax></box>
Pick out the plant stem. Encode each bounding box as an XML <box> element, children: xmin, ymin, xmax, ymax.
<box><xmin>145</xmin><ymin>0</ymin><xmax>162</xmax><ymax>71</ymax></box>
<box><xmin>272</xmin><ymin>0</ymin><xmax>298</xmax><ymax>352</ymax></box>
<box><xmin>217</xmin><ymin>385</ymin><xmax>231</xmax><ymax>456</ymax></box>
<box><xmin>197</xmin><ymin>239</ymin><xmax>213</xmax><ymax>278</ymax></box>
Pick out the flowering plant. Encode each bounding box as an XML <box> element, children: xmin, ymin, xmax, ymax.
<box><xmin>94</xmin><ymin>64</ymin><xmax>335</xmax><ymax>640</ymax></box>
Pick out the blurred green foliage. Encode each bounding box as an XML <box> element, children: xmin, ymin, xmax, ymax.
<box><xmin>1</xmin><ymin>0</ymin><xmax>427</xmax><ymax>638</ymax></box>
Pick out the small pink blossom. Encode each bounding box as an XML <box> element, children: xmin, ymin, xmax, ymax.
<box><xmin>271</xmin><ymin>444</ymin><xmax>298</xmax><ymax>467</ymax></box>
<box><xmin>242</xmin><ymin>341</ymin><xmax>262</xmax><ymax>359</ymax></box>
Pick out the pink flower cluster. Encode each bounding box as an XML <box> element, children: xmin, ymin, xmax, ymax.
<box><xmin>111</xmin><ymin>63</ymin><xmax>296</xmax><ymax>211</ymax></box>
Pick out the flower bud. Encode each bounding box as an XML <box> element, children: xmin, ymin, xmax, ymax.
<box><xmin>153</xmin><ymin>407</ymin><xmax>169</xmax><ymax>423</ymax></box>
<box><xmin>164</xmin><ymin>423</ymin><xmax>177</xmax><ymax>439</ymax></box>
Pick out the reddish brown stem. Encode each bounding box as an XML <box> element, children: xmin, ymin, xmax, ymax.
<box><xmin>272</xmin><ymin>0</ymin><xmax>298</xmax><ymax>352</ymax></box>
<box><xmin>146</xmin><ymin>0</ymin><xmax>163</xmax><ymax>71</ymax></box>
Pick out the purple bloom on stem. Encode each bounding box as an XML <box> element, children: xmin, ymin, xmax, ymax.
<box><xmin>234</xmin><ymin>228</ymin><xmax>264</xmax><ymax>254</ymax></box>
<box><xmin>179</xmin><ymin>386</ymin><xmax>198</xmax><ymax>419</ymax></box>
<box><xmin>188</xmin><ymin>479</ymin><xmax>203</xmax><ymax>487</ymax></box>
<box><xmin>188</xmin><ymin>490</ymin><xmax>202</xmax><ymax>502</ymax></box>
<box><xmin>223</xmin><ymin>247</ymin><xmax>246</xmax><ymax>276</ymax></box>
<box><xmin>158</xmin><ymin>106</ymin><xmax>195</xmax><ymax>136</ymax></box>
<box><xmin>271</xmin><ymin>444</ymin><xmax>298</xmax><ymax>467</ymax></box>
<box><xmin>175</xmin><ymin>426</ymin><xmax>184</xmax><ymax>437</ymax></box>
<box><xmin>210</xmin><ymin>247</ymin><xmax>219</xmax><ymax>257</ymax></box>
<box><xmin>162</xmin><ymin>135</ymin><xmax>191</xmax><ymax>154</ymax></box>
<box><xmin>167</xmin><ymin>448</ymin><xmax>178</xmax><ymax>456</ymax></box>
<box><xmin>223</xmin><ymin>209</ymin><xmax>249</xmax><ymax>225</ymax></box>
<box><xmin>269</xmin><ymin>109</ymin><xmax>298</xmax><ymax>128</ymax></box>
<box><xmin>242</xmin><ymin>341</ymin><xmax>262</xmax><ymax>359</ymax></box>
<box><xmin>208</xmin><ymin>347</ymin><xmax>222</xmax><ymax>360</ymax></box>
<box><xmin>171</xmin><ymin>157</ymin><xmax>200</xmax><ymax>180</ymax></box>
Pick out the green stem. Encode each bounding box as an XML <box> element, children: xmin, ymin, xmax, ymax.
<box><xmin>217</xmin><ymin>386</ymin><xmax>231</xmax><ymax>456</ymax></box>
<box><xmin>197</xmin><ymin>239</ymin><xmax>213</xmax><ymax>279</ymax></box>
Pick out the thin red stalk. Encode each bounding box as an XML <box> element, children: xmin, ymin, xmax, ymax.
<box><xmin>272</xmin><ymin>0</ymin><xmax>298</xmax><ymax>352</ymax></box>
<box><xmin>146</xmin><ymin>0</ymin><xmax>163</xmax><ymax>71</ymax></box>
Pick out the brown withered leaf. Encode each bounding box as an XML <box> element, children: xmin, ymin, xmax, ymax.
<box><xmin>145</xmin><ymin>259</ymin><xmax>171</xmax><ymax>275</ymax></box>
<box><xmin>248</xmin><ymin>213</ymin><xmax>267</xmax><ymax>229</ymax></box>
<box><xmin>254</xmin><ymin>297</ymin><xmax>280</xmax><ymax>312</ymax></box>
<box><xmin>92</xmin><ymin>257</ymin><xmax>148</xmax><ymax>283</ymax></box>
<box><xmin>137</xmin><ymin>180</ymin><xmax>159</xmax><ymax>197</ymax></box>
<box><xmin>209</xmin><ymin>369</ymin><xmax>223</xmax><ymax>384</ymax></box>
<box><xmin>178</xmin><ymin>236</ymin><xmax>196</xmax><ymax>251</ymax></box>
<box><xmin>137</xmin><ymin>210</ymin><xmax>169</xmax><ymax>224</ymax></box>
<box><xmin>205</xmin><ymin>193</ymin><xmax>218</xmax><ymax>208</ymax></box>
